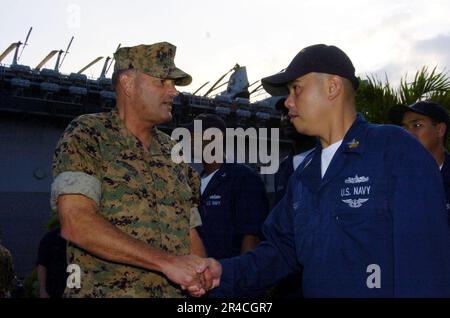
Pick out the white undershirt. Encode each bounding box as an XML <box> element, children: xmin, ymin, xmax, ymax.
<box><xmin>321</xmin><ymin>140</ymin><xmax>343</xmax><ymax>178</ymax></box>
<box><xmin>201</xmin><ymin>170</ymin><xmax>219</xmax><ymax>195</ymax></box>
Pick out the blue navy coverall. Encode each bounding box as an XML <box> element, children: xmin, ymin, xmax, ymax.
<box><xmin>442</xmin><ymin>153</ymin><xmax>450</xmax><ymax>226</ymax></box>
<box><xmin>274</xmin><ymin>150</ymin><xmax>314</xmax><ymax>205</ymax></box>
<box><xmin>274</xmin><ymin>153</ymin><xmax>295</xmax><ymax>205</ymax></box>
<box><xmin>215</xmin><ymin>115</ymin><xmax>450</xmax><ymax>298</ymax></box>
<box><xmin>198</xmin><ymin>163</ymin><xmax>269</xmax><ymax>259</ymax></box>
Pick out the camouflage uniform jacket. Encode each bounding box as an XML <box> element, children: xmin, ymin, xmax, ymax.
<box><xmin>51</xmin><ymin>109</ymin><xmax>201</xmax><ymax>298</ymax></box>
<box><xmin>0</xmin><ymin>243</ymin><xmax>15</xmax><ymax>298</ymax></box>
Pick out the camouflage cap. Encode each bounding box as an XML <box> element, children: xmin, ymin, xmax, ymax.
<box><xmin>114</xmin><ymin>42</ymin><xmax>192</xmax><ymax>86</ymax></box>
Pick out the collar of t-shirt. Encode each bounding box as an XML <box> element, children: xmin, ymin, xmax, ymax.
<box><xmin>201</xmin><ymin>169</ymin><xmax>220</xmax><ymax>195</ymax></box>
<box><xmin>321</xmin><ymin>140</ymin><xmax>343</xmax><ymax>178</ymax></box>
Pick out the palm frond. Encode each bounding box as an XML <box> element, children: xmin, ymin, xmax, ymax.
<box><xmin>399</xmin><ymin>66</ymin><xmax>450</xmax><ymax>105</ymax></box>
<box><xmin>356</xmin><ymin>66</ymin><xmax>450</xmax><ymax>124</ymax></box>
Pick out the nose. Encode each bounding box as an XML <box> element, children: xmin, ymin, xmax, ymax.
<box><xmin>403</xmin><ymin>126</ymin><xmax>419</xmax><ymax>139</ymax></box>
<box><xmin>284</xmin><ymin>92</ymin><xmax>295</xmax><ymax>110</ymax></box>
<box><xmin>402</xmin><ymin>125</ymin><xmax>413</xmax><ymax>134</ymax></box>
<box><xmin>167</xmin><ymin>81</ymin><xmax>179</xmax><ymax>98</ymax></box>
<box><xmin>408</xmin><ymin>129</ymin><xmax>419</xmax><ymax>138</ymax></box>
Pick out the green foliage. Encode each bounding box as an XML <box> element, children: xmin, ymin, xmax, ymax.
<box><xmin>356</xmin><ymin>75</ymin><xmax>399</xmax><ymax>124</ymax></box>
<box><xmin>399</xmin><ymin>66</ymin><xmax>450</xmax><ymax>105</ymax></box>
<box><xmin>356</xmin><ymin>66</ymin><xmax>450</xmax><ymax>124</ymax></box>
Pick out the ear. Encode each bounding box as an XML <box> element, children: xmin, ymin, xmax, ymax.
<box><xmin>327</xmin><ymin>75</ymin><xmax>343</xmax><ymax>100</ymax></box>
<box><xmin>436</xmin><ymin>122</ymin><xmax>447</xmax><ymax>139</ymax></box>
<box><xmin>118</xmin><ymin>71</ymin><xmax>135</xmax><ymax>97</ymax></box>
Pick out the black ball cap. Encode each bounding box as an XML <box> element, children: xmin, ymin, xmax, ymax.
<box><xmin>261</xmin><ymin>44</ymin><xmax>360</xmax><ymax>96</ymax></box>
<box><xmin>389</xmin><ymin>101</ymin><xmax>450</xmax><ymax>128</ymax></box>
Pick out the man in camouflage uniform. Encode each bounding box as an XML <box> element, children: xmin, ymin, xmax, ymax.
<box><xmin>0</xmin><ymin>242</ymin><xmax>15</xmax><ymax>298</ymax></box>
<box><xmin>51</xmin><ymin>42</ymin><xmax>211</xmax><ymax>298</ymax></box>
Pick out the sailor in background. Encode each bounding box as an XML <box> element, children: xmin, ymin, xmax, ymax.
<box><xmin>185</xmin><ymin>114</ymin><xmax>269</xmax><ymax>262</ymax></box>
<box><xmin>389</xmin><ymin>100</ymin><xmax>450</xmax><ymax>224</ymax></box>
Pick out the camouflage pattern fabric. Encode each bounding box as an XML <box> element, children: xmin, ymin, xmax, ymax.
<box><xmin>114</xmin><ymin>42</ymin><xmax>192</xmax><ymax>86</ymax></box>
<box><xmin>0</xmin><ymin>243</ymin><xmax>15</xmax><ymax>298</ymax></box>
<box><xmin>51</xmin><ymin>109</ymin><xmax>201</xmax><ymax>298</ymax></box>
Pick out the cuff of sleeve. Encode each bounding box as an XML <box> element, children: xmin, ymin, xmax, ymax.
<box><xmin>209</xmin><ymin>258</ymin><xmax>235</xmax><ymax>298</ymax></box>
<box><xmin>51</xmin><ymin>172</ymin><xmax>101</xmax><ymax>210</ymax></box>
<box><xmin>190</xmin><ymin>207</ymin><xmax>202</xmax><ymax>229</ymax></box>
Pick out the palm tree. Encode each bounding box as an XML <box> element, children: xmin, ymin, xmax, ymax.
<box><xmin>399</xmin><ymin>66</ymin><xmax>450</xmax><ymax>107</ymax></box>
<box><xmin>355</xmin><ymin>75</ymin><xmax>399</xmax><ymax>124</ymax></box>
<box><xmin>356</xmin><ymin>66</ymin><xmax>450</xmax><ymax>124</ymax></box>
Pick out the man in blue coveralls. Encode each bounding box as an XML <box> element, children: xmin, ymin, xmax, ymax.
<box><xmin>194</xmin><ymin>44</ymin><xmax>450</xmax><ymax>298</ymax></box>
<box><xmin>185</xmin><ymin>114</ymin><xmax>269</xmax><ymax>259</ymax></box>
<box><xmin>389</xmin><ymin>101</ymin><xmax>450</xmax><ymax>223</ymax></box>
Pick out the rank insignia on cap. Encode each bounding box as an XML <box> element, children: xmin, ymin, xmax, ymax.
<box><xmin>347</xmin><ymin>139</ymin><xmax>360</xmax><ymax>149</ymax></box>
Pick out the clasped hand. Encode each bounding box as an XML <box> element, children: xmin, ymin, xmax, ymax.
<box><xmin>163</xmin><ymin>255</ymin><xmax>222</xmax><ymax>297</ymax></box>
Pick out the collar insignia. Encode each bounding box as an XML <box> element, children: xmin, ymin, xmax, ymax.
<box><xmin>347</xmin><ymin>139</ymin><xmax>360</xmax><ymax>149</ymax></box>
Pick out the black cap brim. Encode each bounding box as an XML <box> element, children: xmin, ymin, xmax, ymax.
<box><xmin>261</xmin><ymin>70</ymin><xmax>300</xmax><ymax>96</ymax></box>
<box><xmin>262</xmin><ymin>69</ymin><xmax>359</xmax><ymax>96</ymax></box>
<box><xmin>388</xmin><ymin>105</ymin><xmax>426</xmax><ymax>125</ymax></box>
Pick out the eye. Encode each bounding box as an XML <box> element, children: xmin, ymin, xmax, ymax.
<box><xmin>289</xmin><ymin>84</ymin><xmax>301</xmax><ymax>95</ymax></box>
<box><xmin>413</xmin><ymin>123</ymin><xmax>423</xmax><ymax>128</ymax></box>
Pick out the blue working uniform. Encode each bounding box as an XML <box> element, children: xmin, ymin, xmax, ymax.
<box><xmin>272</xmin><ymin>150</ymin><xmax>313</xmax><ymax>298</ymax></box>
<box><xmin>198</xmin><ymin>163</ymin><xmax>269</xmax><ymax>259</ymax></box>
<box><xmin>274</xmin><ymin>150</ymin><xmax>315</xmax><ymax>205</ymax></box>
<box><xmin>274</xmin><ymin>153</ymin><xmax>295</xmax><ymax>204</ymax></box>
<box><xmin>441</xmin><ymin>153</ymin><xmax>450</xmax><ymax>226</ymax></box>
<box><xmin>215</xmin><ymin>115</ymin><xmax>450</xmax><ymax>298</ymax></box>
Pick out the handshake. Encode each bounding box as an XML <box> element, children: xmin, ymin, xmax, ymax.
<box><xmin>162</xmin><ymin>255</ymin><xmax>223</xmax><ymax>297</ymax></box>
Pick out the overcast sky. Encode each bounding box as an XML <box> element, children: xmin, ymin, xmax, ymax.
<box><xmin>1</xmin><ymin>0</ymin><xmax>449</xmax><ymax>100</ymax></box>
